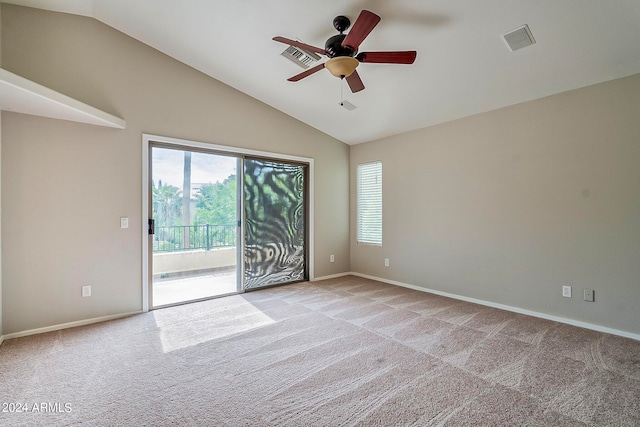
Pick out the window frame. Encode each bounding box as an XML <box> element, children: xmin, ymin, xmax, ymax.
<box><xmin>356</xmin><ymin>161</ymin><xmax>382</xmax><ymax>246</ymax></box>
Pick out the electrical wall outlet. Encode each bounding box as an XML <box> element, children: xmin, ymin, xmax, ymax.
<box><xmin>583</xmin><ymin>288</ymin><xmax>595</xmax><ymax>302</ymax></box>
<box><xmin>384</xmin><ymin>258</ymin><xmax>390</xmax><ymax>267</ymax></box>
<box><xmin>330</xmin><ymin>254</ymin><xmax>335</xmax><ymax>263</ymax></box>
<box><xmin>562</xmin><ymin>286</ymin><xmax>572</xmax><ymax>298</ymax></box>
<box><xmin>82</xmin><ymin>285</ymin><xmax>91</xmax><ymax>297</ymax></box>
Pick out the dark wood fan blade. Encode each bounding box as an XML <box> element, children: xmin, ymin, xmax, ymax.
<box><xmin>272</xmin><ymin>36</ymin><xmax>326</xmax><ymax>55</ymax></box>
<box><xmin>287</xmin><ymin>63</ymin><xmax>326</xmax><ymax>82</ymax></box>
<box><xmin>356</xmin><ymin>51</ymin><xmax>417</xmax><ymax>64</ymax></box>
<box><xmin>341</xmin><ymin>10</ymin><xmax>381</xmax><ymax>50</ymax></box>
<box><xmin>346</xmin><ymin>70</ymin><xmax>365</xmax><ymax>93</ymax></box>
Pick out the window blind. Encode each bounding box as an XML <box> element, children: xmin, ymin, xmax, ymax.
<box><xmin>357</xmin><ymin>161</ymin><xmax>382</xmax><ymax>245</ymax></box>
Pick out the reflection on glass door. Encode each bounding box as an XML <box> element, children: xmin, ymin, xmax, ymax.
<box><xmin>150</xmin><ymin>145</ymin><xmax>239</xmax><ymax>307</ymax></box>
<box><xmin>244</xmin><ymin>158</ymin><xmax>307</xmax><ymax>290</ymax></box>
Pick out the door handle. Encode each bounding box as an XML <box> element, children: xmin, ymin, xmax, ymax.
<box><xmin>148</xmin><ymin>218</ymin><xmax>155</xmax><ymax>235</ymax></box>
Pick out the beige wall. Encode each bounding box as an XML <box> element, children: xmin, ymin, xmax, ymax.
<box><xmin>1</xmin><ymin>5</ymin><xmax>349</xmax><ymax>335</ymax></box>
<box><xmin>351</xmin><ymin>73</ymin><xmax>640</xmax><ymax>335</ymax></box>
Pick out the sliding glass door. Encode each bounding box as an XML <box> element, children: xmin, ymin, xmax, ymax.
<box><xmin>244</xmin><ymin>158</ymin><xmax>308</xmax><ymax>290</ymax></box>
<box><xmin>147</xmin><ymin>141</ymin><xmax>309</xmax><ymax>307</ymax></box>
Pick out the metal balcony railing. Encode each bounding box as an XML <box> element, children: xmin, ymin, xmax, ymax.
<box><xmin>153</xmin><ymin>224</ymin><xmax>236</xmax><ymax>252</ymax></box>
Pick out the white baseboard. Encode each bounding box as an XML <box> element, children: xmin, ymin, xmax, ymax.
<box><xmin>0</xmin><ymin>311</ymin><xmax>143</xmax><ymax>343</ymax></box>
<box><xmin>312</xmin><ymin>272</ymin><xmax>352</xmax><ymax>282</ymax></box>
<box><xmin>3</xmin><ymin>274</ymin><xmax>637</xmax><ymax>344</ymax></box>
<box><xmin>348</xmin><ymin>272</ymin><xmax>640</xmax><ymax>342</ymax></box>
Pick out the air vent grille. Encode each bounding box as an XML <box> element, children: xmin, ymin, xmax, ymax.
<box><xmin>281</xmin><ymin>45</ymin><xmax>321</xmax><ymax>69</ymax></box>
<box><xmin>503</xmin><ymin>25</ymin><xmax>536</xmax><ymax>51</ymax></box>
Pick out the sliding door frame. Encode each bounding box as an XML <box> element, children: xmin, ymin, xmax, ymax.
<box><xmin>147</xmin><ymin>142</ymin><xmax>243</xmax><ymax>309</ymax></box>
<box><xmin>141</xmin><ymin>134</ymin><xmax>314</xmax><ymax>312</ymax></box>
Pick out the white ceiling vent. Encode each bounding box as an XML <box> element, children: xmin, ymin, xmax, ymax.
<box><xmin>281</xmin><ymin>45</ymin><xmax>321</xmax><ymax>69</ymax></box>
<box><xmin>503</xmin><ymin>25</ymin><xmax>536</xmax><ymax>51</ymax></box>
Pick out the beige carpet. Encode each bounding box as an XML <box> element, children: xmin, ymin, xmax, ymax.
<box><xmin>1</xmin><ymin>276</ymin><xmax>639</xmax><ymax>426</ymax></box>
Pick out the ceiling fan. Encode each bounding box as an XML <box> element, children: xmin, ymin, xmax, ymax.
<box><xmin>273</xmin><ymin>10</ymin><xmax>417</xmax><ymax>93</ymax></box>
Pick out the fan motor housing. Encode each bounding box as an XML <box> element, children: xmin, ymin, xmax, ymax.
<box><xmin>325</xmin><ymin>34</ymin><xmax>356</xmax><ymax>58</ymax></box>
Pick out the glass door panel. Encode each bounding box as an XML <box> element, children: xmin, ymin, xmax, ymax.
<box><xmin>244</xmin><ymin>158</ymin><xmax>307</xmax><ymax>290</ymax></box>
<box><xmin>151</xmin><ymin>145</ymin><xmax>239</xmax><ymax>307</ymax></box>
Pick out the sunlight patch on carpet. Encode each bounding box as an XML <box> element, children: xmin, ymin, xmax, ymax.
<box><xmin>152</xmin><ymin>302</ymin><xmax>276</xmax><ymax>353</ymax></box>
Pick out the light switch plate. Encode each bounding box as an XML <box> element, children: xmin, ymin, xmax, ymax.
<box><xmin>120</xmin><ymin>217</ymin><xmax>129</xmax><ymax>228</ymax></box>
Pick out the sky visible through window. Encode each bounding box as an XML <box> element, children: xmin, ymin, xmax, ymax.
<box><xmin>152</xmin><ymin>147</ymin><xmax>236</xmax><ymax>188</ymax></box>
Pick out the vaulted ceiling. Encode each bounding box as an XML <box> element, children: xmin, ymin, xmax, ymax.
<box><xmin>5</xmin><ymin>0</ymin><xmax>640</xmax><ymax>144</ymax></box>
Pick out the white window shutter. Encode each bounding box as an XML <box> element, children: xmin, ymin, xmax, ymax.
<box><xmin>357</xmin><ymin>161</ymin><xmax>382</xmax><ymax>246</ymax></box>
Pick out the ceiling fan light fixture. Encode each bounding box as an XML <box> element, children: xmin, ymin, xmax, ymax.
<box><xmin>273</xmin><ymin>10</ymin><xmax>416</xmax><ymax>93</ymax></box>
<box><xmin>325</xmin><ymin>56</ymin><xmax>359</xmax><ymax>78</ymax></box>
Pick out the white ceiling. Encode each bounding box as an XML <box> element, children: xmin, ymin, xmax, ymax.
<box><xmin>6</xmin><ymin>0</ymin><xmax>640</xmax><ymax>145</ymax></box>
